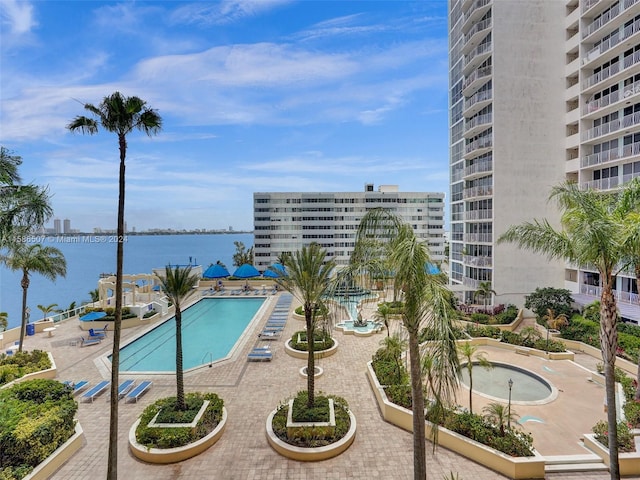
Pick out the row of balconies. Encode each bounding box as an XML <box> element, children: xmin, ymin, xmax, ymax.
<box><xmin>584</xmin><ymin>18</ymin><xmax>640</xmax><ymax>67</ymax></box>
<box><xmin>583</xmin><ymin>111</ymin><xmax>640</xmax><ymax>142</ymax></box>
<box><xmin>463</xmin><ymin>65</ymin><xmax>492</xmax><ymax>96</ymax></box>
<box><xmin>583</xmin><ymin>50</ymin><xmax>640</xmax><ymax>91</ymax></box>
<box><xmin>582</xmin><ymin>0</ymin><xmax>640</xmax><ymax>40</ymax></box>
<box><xmin>581</xmin><ymin>140</ymin><xmax>640</xmax><ymax>168</ymax></box>
<box><xmin>581</xmin><ymin>172</ymin><xmax>640</xmax><ymax>191</ymax></box>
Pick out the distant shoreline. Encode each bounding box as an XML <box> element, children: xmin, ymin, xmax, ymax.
<box><xmin>37</xmin><ymin>231</ymin><xmax>254</xmax><ymax>236</ymax></box>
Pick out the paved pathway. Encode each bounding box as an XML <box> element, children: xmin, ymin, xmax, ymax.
<box><xmin>17</xmin><ymin>296</ymin><xmax>610</xmax><ymax>479</ymax></box>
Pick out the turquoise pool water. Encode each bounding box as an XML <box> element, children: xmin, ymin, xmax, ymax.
<box><xmin>117</xmin><ymin>297</ymin><xmax>264</xmax><ymax>372</ymax></box>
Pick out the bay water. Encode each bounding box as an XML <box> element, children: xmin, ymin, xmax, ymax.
<box><xmin>0</xmin><ymin>233</ymin><xmax>253</xmax><ymax>330</ymax></box>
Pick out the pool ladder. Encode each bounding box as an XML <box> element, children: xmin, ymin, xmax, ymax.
<box><xmin>202</xmin><ymin>352</ymin><xmax>214</xmax><ymax>368</ymax></box>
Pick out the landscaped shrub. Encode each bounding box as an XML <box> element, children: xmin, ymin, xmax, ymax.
<box><xmin>494</xmin><ymin>304</ymin><xmax>519</xmax><ymax>324</ymax></box>
<box><xmin>135</xmin><ymin>392</ymin><xmax>224</xmax><ymax>449</ymax></box>
<box><xmin>0</xmin><ymin>379</ymin><xmax>77</xmax><ymax>480</ymax></box>
<box><xmin>271</xmin><ymin>390</ymin><xmax>351</xmax><ymax>447</ymax></box>
<box><xmin>592</xmin><ymin>420</ymin><xmax>635</xmax><ymax>452</ymax></box>
<box><xmin>470</xmin><ymin>313</ymin><xmax>491</xmax><ymax>324</ymax></box>
<box><xmin>143</xmin><ymin>309</ymin><xmax>158</xmax><ymax>318</ymax></box>
<box><xmin>465</xmin><ymin>324</ymin><xmax>501</xmax><ymax>339</ymax></box>
<box><xmin>289</xmin><ymin>330</ymin><xmax>334</xmax><ymax>351</ymax></box>
<box><xmin>378</xmin><ymin>301</ymin><xmax>404</xmax><ymax>315</ymax></box>
<box><xmin>371</xmin><ymin>346</ymin><xmax>411</xmax><ymax>408</ymax></box>
<box><xmin>426</xmin><ymin>407</ymin><xmax>534</xmax><ymax>457</ymax></box>
<box><xmin>524</xmin><ymin>287</ymin><xmax>574</xmax><ymax>321</ymax></box>
<box><xmin>624</xmin><ymin>400</ymin><xmax>640</xmax><ymax>427</ymax></box>
<box><xmin>0</xmin><ymin>350</ymin><xmax>52</xmax><ymax>387</ymax></box>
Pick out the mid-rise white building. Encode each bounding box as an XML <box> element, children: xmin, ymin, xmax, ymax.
<box><xmin>253</xmin><ymin>184</ymin><xmax>445</xmax><ymax>270</ymax></box>
<box><xmin>449</xmin><ymin>0</ymin><xmax>640</xmax><ymax>322</ymax></box>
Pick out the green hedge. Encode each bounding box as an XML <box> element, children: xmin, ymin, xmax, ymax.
<box><xmin>371</xmin><ymin>348</ymin><xmax>411</xmax><ymax>408</ymax></box>
<box><xmin>289</xmin><ymin>330</ymin><xmax>334</xmax><ymax>351</ymax></box>
<box><xmin>427</xmin><ymin>408</ymin><xmax>534</xmax><ymax>457</ymax></box>
<box><xmin>0</xmin><ymin>379</ymin><xmax>77</xmax><ymax>480</ymax></box>
<box><xmin>0</xmin><ymin>350</ymin><xmax>52</xmax><ymax>387</ymax></box>
<box><xmin>561</xmin><ymin>315</ymin><xmax>640</xmax><ymax>362</ymax></box>
<box><xmin>135</xmin><ymin>393</ymin><xmax>224</xmax><ymax>449</ymax></box>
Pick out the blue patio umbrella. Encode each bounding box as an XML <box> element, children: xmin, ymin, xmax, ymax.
<box><xmin>203</xmin><ymin>264</ymin><xmax>230</xmax><ymax>279</ymax></box>
<box><xmin>263</xmin><ymin>263</ymin><xmax>287</xmax><ymax>278</ymax></box>
<box><xmin>425</xmin><ymin>263</ymin><xmax>440</xmax><ymax>275</ymax></box>
<box><xmin>232</xmin><ymin>264</ymin><xmax>260</xmax><ymax>278</ymax></box>
<box><xmin>80</xmin><ymin>311</ymin><xmax>107</xmax><ymax>321</ymax></box>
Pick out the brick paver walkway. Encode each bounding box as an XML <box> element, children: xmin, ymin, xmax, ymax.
<box><xmin>16</xmin><ymin>296</ymin><xmax>610</xmax><ymax>479</ymax></box>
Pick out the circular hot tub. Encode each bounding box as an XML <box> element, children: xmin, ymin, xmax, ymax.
<box><xmin>460</xmin><ymin>361</ymin><xmax>557</xmax><ymax>405</ymax></box>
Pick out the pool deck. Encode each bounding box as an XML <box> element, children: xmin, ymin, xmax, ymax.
<box><xmin>15</xmin><ymin>295</ymin><xmax>609</xmax><ymax>480</ymax></box>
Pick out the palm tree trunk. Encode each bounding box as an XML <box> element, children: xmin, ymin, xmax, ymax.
<box><xmin>176</xmin><ymin>312</ymin><xmax>185</xmax><ymax>410</ymax></box>
<box><xmin>306</xmin><ymin>311</ymin><xmax>315</xmax><ymax>409</ymax></box>
<box><xmin>600</xmin><ymin>283</ymin><xmax>620</xmax><ymax>480</ymax></box>
<box><xmin>408</xmin><ymin>331</ymin><xmax>426</xmax><ymax>480</ymax></box>
<box><xmin>468</xmin><ymin>366</ymin><xmax>473</xmax><ymax>415</ymax></box>
<box><xmin>18</xmin><ymin>272</ymin><xmax>28</xmax><ymax>352</ymax></box>
<box><xmin>107</xmin><ymin>135</ymin><xmax>127</xmax><ymax>480</ymax></box>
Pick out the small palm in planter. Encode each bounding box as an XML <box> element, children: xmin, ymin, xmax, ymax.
<box><xmin>130</xmin><ymin>266</ymin><xmax>227</xmax><ymax>463</ymax></box>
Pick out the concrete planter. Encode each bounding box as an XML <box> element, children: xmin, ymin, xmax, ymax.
<box><xmin>23</xmin><ymin>422</ymin><xmax>84</xmax><ymax>480</ymax></box>
<box><xmin>285</xmin><ymin>338</ymin><xmax>338</xmax><ymax>360</ymax></box>
<box><xmin>265</xmin><ymin>406</ymin><xmax>356</xmax><ymax>461</ymax></box>
<box><xmin>366</xmin><ymin>361</ymin><xmax>546</xmax><ymax>479</ymax></box>
<box><xmin>0</xmin><ymin>352</ymin><xmax>57</xmax><ymax>390</ymax></box>
<box><xmin>129</xmin><ymin>407</ymin><xmax>227</xmax><ymax>464</ymax></box>
<box><xmin>583</xmin><ymin>433</ymin><xmax>640</xmax><ymax>476</ymax></box>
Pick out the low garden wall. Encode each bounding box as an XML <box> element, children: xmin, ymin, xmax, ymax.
<box><xmin>23</xmin><ymin>422</ymin><xmax>84</xmax><ymax>480</ymax></box>
<box><xmin>366</xmin><ymin>361</ymin><xmax>546</xmax><ymax>480</ymax></box>
<box><xmin>583</xmin><ymin>433</ymin><xmax>640</xmax><ymax>477</ymax></box>
<box><xmin>460</xmin><ymin>337</ymin><xmax>575</xmax><ymax>361</ymax></box>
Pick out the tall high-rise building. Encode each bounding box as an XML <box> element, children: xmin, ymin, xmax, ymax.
<box><xmin>253</xmin><ymin>184</ymin><xmax>445</xmax><ymax>270</ymax></box>
<box><xmin>53</xmin><ymin>218</ymin><xmax>61</xmax><ymax>234</ymax></box>
<box><xmin>448</xmin><ymin>0</ymin><xmax>640</xmax><ymax>322</ymax></box>
<box><xmin>63</xmin><ymin>219</ymin><xmax>71</xmax><ymax>234</ymax></box>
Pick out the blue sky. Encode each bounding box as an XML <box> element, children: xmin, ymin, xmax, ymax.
<box><xmin>1</xmin><ymin>0</ymin><xmax>449</xmax><ymax>232</ymax></box>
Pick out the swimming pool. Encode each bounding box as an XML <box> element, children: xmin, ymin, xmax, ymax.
<box><xmin>116</xmin><ymin>297</ymin><xmax>265</xmax><ymax>372</ymax></box>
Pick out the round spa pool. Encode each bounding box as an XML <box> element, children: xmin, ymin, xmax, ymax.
<box><xmin>459</xmin><ymin>361</ymin><xmax>556</xmax><ymax>404</ymax></box>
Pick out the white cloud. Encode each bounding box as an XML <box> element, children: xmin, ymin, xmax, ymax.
<box><xmin>171</xmin><ymin>0</ymin><xmax>292</xmax><ymax>26</ymax></box>
<box><xmin>0</xmin><ymin>0</ymin><xmax>36</xmax><ymax>35</ymax></box>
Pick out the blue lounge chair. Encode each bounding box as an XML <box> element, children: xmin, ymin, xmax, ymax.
<box><xmin>126</xmin><ymin>381</ymin><xmax>152</xmax><ymax>403</ymax></box>
<box><xmin>116</xmin><ymin>379</ymin><xmax>135</xmax><ymax>399</ymax></box>
<box><xmin>247</xmin><ymin>348</ymin><xmax>272</xmax><ymax>361</ymax></box>
<box><xmin>81</xmin><ymin>336</ymin><xmax>101</xmax><ymax>347</ymax></box>
<box><xmin>64</xmin><ymin>380</ymin><xmax>90</xmax><ymax>395</ymax></box>
<box><xmin>82</xmin><ymin>380</ymin><xmax>110</xmax><ymax>403</ymax></box>
<box><xmin>89</xmin><ymin>328</ymin><xmax>106</xmax><ymax>339</ymax></box>
<box><xmin>93</xmin><ymin>324</ymin><xmax>109</xmax><ymax>336</ymax></box>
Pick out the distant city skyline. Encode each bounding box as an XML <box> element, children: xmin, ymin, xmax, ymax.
<box><xmin>1</xmin><ymin>1</ymin><xmax>450</xmax><ymax>232</ymax></box>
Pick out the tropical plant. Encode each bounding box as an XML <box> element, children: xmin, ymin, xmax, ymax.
<box><xmin>232</xmin><ymin>241</ymin><xmax>254</xmax><ymax>267</ymax></box>
<box><xmin>482</xmin><ymin>402</ymin><xmax>519</xmax><ymax>436</ymax></box>
<box><xmin>36</xmin><ymin>303</ymin><xmax>59</xmax><ymax>321</ymax></box>
<box><xmin>375</xmin><ymin>302</ymin><xmax>393</xmax><ymax>337</ymax></box>
<box><xmin>524</xmin><ymin>287</ymin><xmax>574</xmax><ymax>321</ymax></box>
<box><xmin>348</xmin><ymin>208</ymin><xmax>459</xmax><ymax>480</ymax></box>
<box><xmin>68</xmin><ymin>91</ymin><xmax>162</xmax><ymax>480</ymax></box>
<box><xmin>1</xmin><ymin>243</ymin><xmax>66</xmax><ymax>352</ymax></box>
<box><xmin>378</xmin><ymin>334</ymin><xmax>407</xmax><ymax>384</ymax></box>
<box><xmin>0</xmin><ymin>311</ymin><xmax>7</xmax><ymax>332</ymax></box>
<box><xmin>458</xmin><ymin>342</ymin><xmax>492</xmax><ymax>414</ymax></box>
<box><xmin>498</xmin><ymin>180</ymin><xmax>640</xmax><ymax>479</ymax></box>
<box><xmin>275</xmin><ymin>243</ymin><xmax>335</xmax><ymax>409</ymax></box>
<box><xmin>543</xmin><ymin>308</ymin><xmax>568</xmax><ymax>332</ymax></box>
<box><xmin>0</xmin><ymin>147</ymin><xmax>53</xmax><ymax>247</ymax></box>
<box><xmin>157</xmin><ymin>266</ymin><xmax>200</xmax><ymax>411</ymax></box>
<box><xmin>88</xmin><ymin>288</ymin><xmax>100</xmax><ymax>303</ymax></box>
<box><xmin>473</xmin><ymin>281</ymin><xmax>496</xmax><ymax>308</ymax></box>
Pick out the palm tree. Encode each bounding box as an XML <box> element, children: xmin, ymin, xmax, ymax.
<box><xmin>350</xmin><ymin>208</ymin><xmax>459</xmax><ymax>480</ymax></box>
<box><xmin>232</xmin><ymin>241</ymin><xmax>253</xmax><ymax>267</ymax></box>
<box><xmin>275</xmin><ymin>243</ymin><xmax>335</xmax><ymax>409</ymax></box>
<box><xmin>473</xmin><ymin>281</ymin><xmax>496</xmax><ymax>309</ymax></box>
<box><xmin>375</xmin><ymin>303</ymin><xmax>393</xmax><ymax>337</ymax></box>
<box><xmin>482</xmin><ymin>402</ymin><xmax>518</xmax><ymax>436</ymax></box>
<box><xmin>1</xmin><ymin>243</ymin><xmax>66</xmax><ymax>352</ymax></box>
<box><xmin>88</xmin><ymin>288</ymin><xmax>100</xmax><ymax>304</ymax></box>
<box><xmin>37</xmin><ymin>303</ymin><xmax>59</xmax><ymax>321</ymax></box>
<box><xmin>0</xmin><ymin>312</ymin><xmax>7</xmax><ymax>332</ymax></box>
<box><xmin>458</xmin><ymin>342</ymin><xmax>492</xmax><ymax>414</ymax></box>
<box><xmin>378</xmin><ymin>334</ymin><xmax>408</xmax><ymax>384</ymax></box>
<box><xmin>0</xmin><ymin>147</ymin><xmax>52</xmax><ymax>247</ymax></box>
<box><xmin>68</xmin><ymin>91</ymin><xmax>161</xmax><ymax>480</ymax></box>
<box><xmin>158</xmin><ymin>265</ymin><xmax>200</xmax><ymax>410</ymax></box>
<box><xmin>498</xmin><ymin>180</ymin><xmax>637</xmax><ymax>479</ymax></box>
